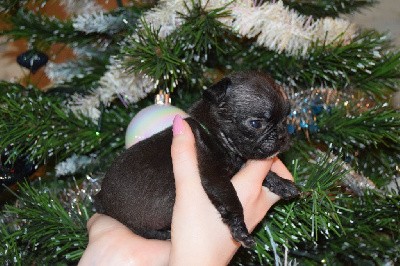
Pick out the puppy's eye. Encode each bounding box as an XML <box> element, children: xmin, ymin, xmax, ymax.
<box><xmin>249</xmin><ymin>119</ymin><xmax>263</xmax><ymax>129</ymax></box>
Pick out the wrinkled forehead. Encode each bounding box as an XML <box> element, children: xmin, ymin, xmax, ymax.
<box><xmin>229</xmin><ymin>75</ymin><xmax>288</xmax><ymax>116</ymax></box>
<box><xmin>230</xmin><ymin>85</ymin><xmax>278</xmax><ymax>114</ymax></box>
<box><xmin>232</xmin><ymin>73</ymin><xmax>283</xmax><ymax>96</ymax></box>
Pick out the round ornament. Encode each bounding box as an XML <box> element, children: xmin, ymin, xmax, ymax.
<box><xmin>287</xmin><ymin>123</ymin><xmax>296</xmax><ymax>135</ymax></box>
<box><xmin>125</xmin><ymin>91</ymin><xmax>189</xmax><ymax>149</ymax></box>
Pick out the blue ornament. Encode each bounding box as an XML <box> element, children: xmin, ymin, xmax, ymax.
<box><xmin>311</xmin><ymin>104</ymin><xmax>323</xmax><ymax>115</ymax></box>
<box><xmin>17</xmin><ymin>50</ymin><xmax>49</xmax><ymax>73</ymax></box>
<box><xmin>300</xmin><ymin>120</ymin><xmax>308</xmax><ymax>128</ymax></box>
<box><xmin>309</xmin><ymin>124</ymin><xmax>319</xmax><ymax>133</ymax></box>
<box><xmin>287</xmin><ymin>124</ymin><xmax>296</xmax><ymax>134</ymax></box>
<box><xmin>310</xmin><ymin>96</ymin><xmax>324</xmax><ymax>115</ymax></box>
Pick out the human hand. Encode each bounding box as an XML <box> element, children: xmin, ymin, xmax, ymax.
<box><xmin>78</xmin><ymin>213</ymin><xmax>170</xmax><ymax>265</ymax></box>
<box><xmin>169</xmin><ymin>115</ymin><xmax>294</xmax><ymax>265</ymax></box>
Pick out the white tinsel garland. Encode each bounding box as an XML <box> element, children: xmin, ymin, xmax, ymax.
<box><xmin>72</xmin><ymin>41</ymin><xmax>111</xmax><ymax>58</ymax></box>
<box><xmin>67</xmin><ymin>63</ymin><xmax>156</xmax><ymax>123</ymax></box>
<box><xmin>55</xmin><ymin>154</ymin><xmax>96</xmax><ymax>177</ymax></box>
<box><xmin>230</xmin><ymin>1</ymin><xmax>356</xmax><ymax>56</ymax></box>
<box><xmin>97</xmin><ymin>65</ymin><xmax>155</xmax><ymax>106</ymax></box>
<box><xmin>142</xmin><ymin>0</ymin><xmax>357</xmax><ymax>57</ymax></box>
<box><xmin>385</xmin><ymin>177</ymin><xmax>400</xmax><ymax>194</ymax></box>
<box><xmin>72</xmin><ymin>11</ymin><xmax>126</xmax><ymax>35</ymax></box>
<box><xmin>310</xmin><ymin>150</ymin><xmax>379</xmax><ymax>196</ymax></box>
<box><xmin>45</xmin><ymin>61</ymin><xmax>93</xmax><ymax>85</ymax></box>
<box><xmin>60</xmin><ymin>0</ymin><xmax>104</xmax><ymax>15</ymax></box>
<box><xmin>143</xmin><ymin>0</ymin><xmax>231</xmax><ymax>38</ymax></box>
<box><xmin>68</xmin><ymin>90</ymin><xmax>102</xmax><ymax>122</ymax></box>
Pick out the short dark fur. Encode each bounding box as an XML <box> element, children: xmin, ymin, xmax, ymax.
<box><xmin>94</xmin><ymin>71</ymin><xmax>299</xmax><ymax>247</ymax></box>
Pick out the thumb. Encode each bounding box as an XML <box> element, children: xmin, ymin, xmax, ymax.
<box><xmin>171</xmin><ymin>115</ymin><xmax>200</xmax><ymax>190</ymax></box>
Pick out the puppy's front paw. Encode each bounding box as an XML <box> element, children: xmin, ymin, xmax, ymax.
<box><xmin>263</xmin><ymin>171</ymin><xmax>300</xmax><ymax>200</ymax></box>
<box><xmin>276</xmin><ymin>178</ymin><xmax>300</xmax><ymax>200</ymax></box>
<box><xmin>230</xmin><ymin>217</ymin><xmax>256</xmax><ymax>248</ymax></box>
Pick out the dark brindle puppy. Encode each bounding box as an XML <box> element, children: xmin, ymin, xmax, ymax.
<box><xmin>94</xmin><ymin>71</ymin><xmax>299</xmax><ymax>247</ymax></box>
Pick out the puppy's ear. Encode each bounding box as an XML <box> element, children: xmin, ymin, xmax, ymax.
<box><xmin>203</xmin><ymin>77</ymin><xmax>232</xmax><ymax>104</ymax></box>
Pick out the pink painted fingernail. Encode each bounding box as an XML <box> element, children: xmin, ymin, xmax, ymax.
<box><xmin>173</xmin><ymin>115</ymin><xmax>184</xmax><ymax>136</ymax></box>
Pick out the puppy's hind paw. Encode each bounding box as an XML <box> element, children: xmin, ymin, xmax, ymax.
<box><xmin>240</xmin><ymin>235</ymin><xmax>256</xmax><ymax>248</ymax></box>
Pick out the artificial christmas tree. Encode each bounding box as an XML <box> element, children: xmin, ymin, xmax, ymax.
<box><xmin>0</xmin><ymin>0</ymin><xmax>399</xmax><ymax>265</ymax></box>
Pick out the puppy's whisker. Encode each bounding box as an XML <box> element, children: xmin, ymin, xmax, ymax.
<box><xmin>267</xmin><ymin>151</ymin><xmax>279</xmax><ymax>159</ymax></box>
<box><xmin>220</xmin><ymin>131</ymin><xmax>244</xmax><ymax>158</ymax></box>
<box><xmin>257</xmin><ymin>126</ymin><xmax>274</xmax><ymax>144</ymax></box>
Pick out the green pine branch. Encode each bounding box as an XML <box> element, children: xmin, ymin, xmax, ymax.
<box><xmin>307</xmin><ymin>103</ymin><xmax>399</xmax><ymax>187</ymax></box>
<box><xmin>280</xmin><ymin>99</ymin><xmax>399</xmax><ymax>190</ymax></box>
<box><xmin>232</xmin><ymin>154</ymin><xmax>350</xmax><ymax>264</ymax></box>
<box><xmin>287</xmin><ymin>191</ymin><xmax>400</xmax><ymax>264</ymax></box>
<box><xmin>353</xmin><ymin>146</ymin><xmax>400</xmax><ymax>188</ymax></box>
<box><xmin>1</xmin><ymin>9</ymin><xmax>82</xmax><ymax>45</ymax></box>
<box><xmin>319</xmin><ymin>191</ymin><xmax>400</xmax><ymax>264</ymax></box>
<box><xmin>0</xmin><ymin>7</ymin><xmax>142</xmax><ymax>48</ymax></box>
<box><xmin>316</xmin><ymin>104</ymin><xmax>400</xmax><ymax>153</ymax></box>
<box><xmin>0</xmin><ymin>181</ymin><xmax>91</xmax><ymax>264</ymax></box>
<box><xmin>280</xmin><ymin>0</ymin><xmax>378</xmax><ymax>18</ymax></box>
<box><xmin>236</xmin><ymin>30</ymin><xmax>400</xmax><ymax>97</ymax></box>
<box><xmin>0</xmin><ymin>0</ymin><xmax>27</xmax><ymax>13</ymax></box>
<box><xmin>234</xmin><ymin>153</ymin><xmax>400</xmax><ymax>265</ymax></box>
<box><xmin>0</xmin><ymin>222</ymin><xmax>24</xmax><ymax>265</ymax></box>
<box><xmin>121</xmin><ymin>19</ymin><xmax>190</xmax><ymax>91</ymax></box>
<box><xmin>0</xmin><ymin>82</ymin><xmax>130</xmax><ymax>166</ymax></box>
<box><xmin>47</xmin><ymin>56</ymin><xmax>111</xmax><ymax>91</ymax></box>
<box><xmin>176</xmin><ymin>0</ymin><xmax>233</xmax><ymax>63</ymax></box>
<box><xmin>121</xmin><ymin>2</ymin><xmax>238</xmax><ymax>91</ymax></box>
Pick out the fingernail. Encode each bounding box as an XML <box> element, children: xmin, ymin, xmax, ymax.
<box><xmin>173</xmin><ymin>115</ymin><xmax>184</xmax><ymax>136</ymax></box>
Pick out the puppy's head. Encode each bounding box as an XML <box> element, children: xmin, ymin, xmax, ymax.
<box><xmin>203</xmin><ymin>71</ymin><xmax>290</xmax><ymax>159</ymax></box>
